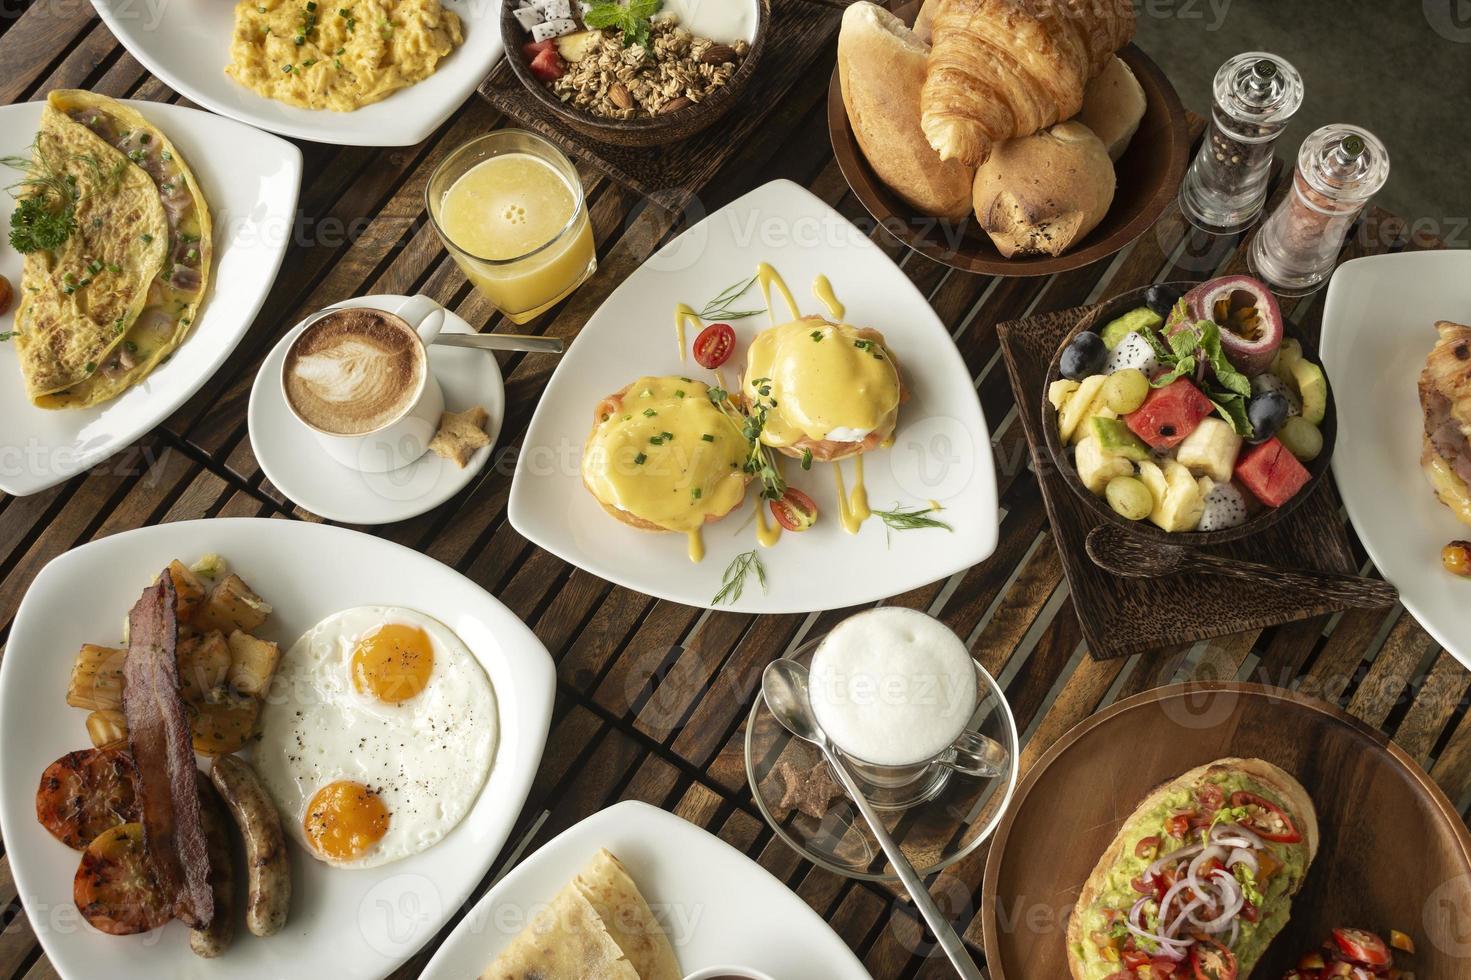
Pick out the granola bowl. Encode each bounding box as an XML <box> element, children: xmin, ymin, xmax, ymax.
<box><xmin>500</xmin><ymin>0</ymin><xmax>769</xmax><ymax>148</ymax></box>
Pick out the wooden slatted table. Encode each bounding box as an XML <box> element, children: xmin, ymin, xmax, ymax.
<box><xmin>1</xmin><ymin>3</ymin><xmax>1467</xmax><ymax>978</ymax></box>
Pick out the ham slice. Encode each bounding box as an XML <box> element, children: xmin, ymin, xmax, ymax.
<box><xmin>122</xmin><ymin>573</ymin><xmax>213</xmax><ymax>929</ymax></box>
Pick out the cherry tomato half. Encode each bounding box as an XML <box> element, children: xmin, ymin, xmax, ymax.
<box><xmin>1197</xmin><ymin>783</ymin><xmax>1225</xmax><ymax>813</ymax></box>
<box><xmin>1190</xmin><ymin>938</ymin><xmax>1238</xmax><ymax>980</ymax></box>
<box><xmin>693</xmin><ymin>322</ymin><xmax>736</xmax><ymax>370</ymax></box>
<box><xmin>1229</xmin><ymin>791</ymin><xmax>1303</xmax><ymax>843</ymax></box>
<box><xmin>770</xmin><ymin>488</ymin><xmax>818</xmax><ymax>531</ymax></box>
<box><xmin>1166</xmin><ymin>811</ymin><xmax>1194</xmax><ymax>839</ymax></box>
<box><xmin>1135</xmin><ymin>835</ymin><xmax>1161</xmax><ymax>860</ymax></box>
<box><xmin>1332</xmin><ymin>929</ymin><xmax>1392</xmax><ymax>967</ymax></box>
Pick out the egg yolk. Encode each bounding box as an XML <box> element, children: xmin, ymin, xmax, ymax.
<box><xmin>350</xmin><ymin>623</ymin><xmax>433</xmax><ymax>704</ymax></box>
<box><xmin>304</xmin><ymin>780</ymin><xmax>390</xmax><ymax>862</ymax></box>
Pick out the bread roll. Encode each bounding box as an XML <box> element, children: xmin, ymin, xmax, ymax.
<box><xmin>972</xmin><ymin>121</ymin><xmax>1115</xmax><ymax>257</ymax></box>
<box><xmin>838</xmin><ymin>2</ymin><xmax>975</xmax><ymax>220</ymax></box>
<box><xmin>1078</xmin><ymin>55</ymin><xmax>1147</xmax><ymax>161</ymax></box>
<box><xmin>913</xmin><ymin>0</ymin><xmax>939</xmax><ymax>43</ymax></box>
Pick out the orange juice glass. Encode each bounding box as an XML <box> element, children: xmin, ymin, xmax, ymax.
<box><xmin>426</xmin><ymin>130</ymin><xmax>596</xmax><ymax>324</ymax></box>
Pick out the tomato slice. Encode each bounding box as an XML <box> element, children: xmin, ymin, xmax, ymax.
<box><xmin>693</xmin><ymin>322</ymin><xmax>736</xmax><ymax>369</ymax></box>
<box><xmin>36</xmin><ymin>747</ymin><xmax>138</xmax><ymax>850</ymax></box>
<box><xmin>73</xmin><ymin>823</ymin><xmax>173</xmax><ymax>935</ymax></box>
<box><xmin>1150</xmin><ymin>958</ymin><xmax>1179</xmax><ymax>977</ymax></box>
<box><xmin>1197</xmin><ymin>783</ymin><xmax>1224</xmax><ymax>812</ymax></box>
<box><xmin>1190</xmin><ymin>938</ymin><xmax>1238</xmax><ymax>980</ymax></box>
<box><xmin>770</xmin><ymin>488</ymin><xmax>818</xmax><ymax>531</ymax></box>
<box><xmin>1135</xmin><ymin>835</ymin><xmax>1161</xmax><ymax>860</ymax></box>
<box><xmin>1332</xmin><ymin>929</ymin><xmax>1392</xmax><ymax>967</ymax></box>
<box><xmin>1229</xmin><ymin>790</ymin><xmax>1302</xmax><ymax>843</ymax></box>
<box><xmin>1122</xmin><ymin>949</ymin><xmax>1152</xmax><ymax>969</ymax></box>
<box><xmin>1166</xmin><ymin>811</ymin><xmax>1194</xmax><ymax>839</ymax></box>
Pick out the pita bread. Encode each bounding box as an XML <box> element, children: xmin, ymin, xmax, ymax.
<box><xmin>1065</xmin><ymin>757</ymin><xmax>1318</xmax><ymax>979</ymax></box>
<box><xmin>482</xmin><ymin>849</ymin><xmax>680</xmax><ymax>980</ymax></box>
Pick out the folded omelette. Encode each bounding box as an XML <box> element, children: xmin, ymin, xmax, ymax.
<box><xmin>12</xmin><ymin>90</ymin><xmax>211</xmax><ymax>409</ymax></box>
<box><xmin>481</xmin><ymin>849</ymin><xmax>681</xmax><ymax>980</ymax></box>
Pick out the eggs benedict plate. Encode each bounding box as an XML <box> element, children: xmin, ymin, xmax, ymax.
<box><xmin>508</xmin><ymin>179</ymin><xmax>999</xmax><ymax>613</ymax></box>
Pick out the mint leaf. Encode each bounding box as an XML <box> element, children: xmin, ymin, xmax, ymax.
<box><xmin>1197</xmin><ymin>321</ymin><xmax>1252</xmax><ymax>398</ymax></box>
<box><xmin>1169</xmin><ymin>324</ymin><xmax>1201</xmax><ymax>360</ymax></box>
<box><xmin>1141</xmin><ymin>326</ymin><xmax>1175</xmax><ymax>364</ymax></box>
<box><xmin>585</xmin><ymin>0</ymin><xmax>661</xmax><ymax>45</ymax></box>
<box><xmin>1210</xmin><ymin>392</ymin><xmax>1253</xmax><ymax>436</ymax></box>
<box><xmin>1152</xmin><ymin>355</ymin><xmax>1196</xmax><ymax>388</ymax></box>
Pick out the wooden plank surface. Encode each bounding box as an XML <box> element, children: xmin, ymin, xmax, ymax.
<box><xmin>0</xmin><ymin>3</ymin><xmax>1467</xmax><ymax>978</ymax></box>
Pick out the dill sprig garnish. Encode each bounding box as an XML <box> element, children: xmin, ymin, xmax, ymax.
<box><xmin>713</xmin><ymin>550</ymin><xmax>766</xmax><ymax>606</ymax></box>
<box><xmin>2</xmin><ymin>143</ymin><xmax>80</xmax><ymax>255</ymax></box>
<box><xmin>698</xmin><ymin>274</ymin><xmax>764</xmax><ymax>321</ymax></box>
<box><xmin>871</xmin><ymin>505</ymin><xmax>953</xmax><ymax>532</ymax></box>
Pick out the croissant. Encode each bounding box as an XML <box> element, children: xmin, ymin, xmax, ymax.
<box><xmin>920</xmin><ymin>0</ymin><xmax>1135</xmax><ymax>166</ymax></box>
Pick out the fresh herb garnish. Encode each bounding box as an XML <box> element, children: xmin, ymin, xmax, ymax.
<box><xmin>871</xmin><ymin>504</ymin><xmax>953</xmax><ymax>533</ymax></box>
<box><xmin>584</xmin><ymin>0</ymin><xmax>662</xmax><ymax>47</ymax></box>
<box><xmin>709</xmin><ymin>380</ymin><xmax>785</xmax><ymax>501</ymax></box>
<box><xmin>713</xmin><ymin>550</ymin><xmax>766</xmax><ymax>606</ymax></box>
<box><xmin>1140</xmin><ymin>300</ymin><xmax>1256</xmax><ymax>437</ymax></box>
<box><xmin>2</xmin><ymin>147</ymin><xmax>79</xmax><ymax>254</ymax></box>
<box><xmin>697</xmin><ymin>272</ymin><xmax>763</xmax><ymax>321</ymax></box>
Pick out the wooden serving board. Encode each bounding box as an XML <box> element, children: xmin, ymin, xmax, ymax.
<box><xmin>477</xmin><ymin>0</ymin><xmax>842</xmax><ymax>212</ymax></box>
<box><xmin>998</xmin><ymin>304</ymin><xmax>1361</xmax><ymax>660</ymax></box>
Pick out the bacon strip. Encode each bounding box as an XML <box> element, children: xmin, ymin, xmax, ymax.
<box><xmin>122</xmin><ymin>573</ymin><xmax>213</xmax><ymax>929</ymax></box>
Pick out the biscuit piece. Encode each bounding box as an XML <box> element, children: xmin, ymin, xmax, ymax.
<box><xmin>428</xmin><ymin>405</ymin><xmax>490</xmax><ymax>468</ymax></box>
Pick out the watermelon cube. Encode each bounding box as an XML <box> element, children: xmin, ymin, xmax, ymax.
<box><xmin>1124</xmin><ymin>379</ymin><xmax>1214</xmax><ymax>451</ymax></box>
<box><xmin>1235</xmin><ymin>437</ymin><xmax>1311</xmax><ymax>508</ymax></box>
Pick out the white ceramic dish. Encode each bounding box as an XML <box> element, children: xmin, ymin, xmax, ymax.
<box><xmin>508</xmin><ymin>179</ymin><xmax>999</xmax><ymax>613</ymax></box>
<box><xmin>420</xmin><ymin>800</ymin><xmax>872</xmax><ymax>979</ymax></box>
<box><xmin>0</xmin><ymin>519</ymin><xmax>555</xmax><ymax>980</ymax></box>
<box><xmin>249</xmin><ymin>295</ymin><xmax>504</xmax><ymax>525</ymax></box>
<box><xmin>0</xmin><ymin>99</ymin><xmax>301</xmax><ymax>497</ymax></box>
<box><xmin>91</xmin><ymin>0</ymin><xmax>502</xmax><ymax>147</ymax></box>
<box><xmin>1321</xmin><ymin>250</ymin><xmax>1471</xmax><ymax>668</ymax></box>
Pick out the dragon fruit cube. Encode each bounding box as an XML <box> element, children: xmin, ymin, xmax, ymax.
<box><xmin>1105</xmin><ymin>332</ymin><xmax>1160</xmax><ymax>377</ymax></box>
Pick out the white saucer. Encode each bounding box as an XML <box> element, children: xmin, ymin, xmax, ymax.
<box><xmin>248</xmin><ymin>296</ymin><xmax>503</xmax><ymax>525</ymax></box>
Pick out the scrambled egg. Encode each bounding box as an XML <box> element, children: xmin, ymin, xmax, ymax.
<box><xmin>225</xmin><ymin>0</ymin><xmax>463</xmax><ymax>112</ymax></box>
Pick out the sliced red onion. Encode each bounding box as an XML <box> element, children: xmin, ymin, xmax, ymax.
<box><xmin>1210</xmin><ymin>821</ymin><xmax>1265</xmax><ymax>850</ymax></box>
<box><xmin>1229</xmin><ymin>919</ymin><xmax>1240</xmax><ymax>949</ymax></box>
<box><xmin>1148</xmin><ymin>842</ymin><xmax>1204</xmax><ymax>879</ymax></box>
<box><xmin>1226</xmin><ymin>847</ymin><xmax>1258</xmax><ymax>873</ymax></box>
<box><xmin>1190</xmin><ymin>870</ymin><xmax>1244</xmax><ymax>933</ymax></box>
<box><xmin>1124</xmin><ymin>908</ymin><xmax>1190</xmax><ymax>960</ymax></box>
<box><xmin>1188</xmin><ymin>845</ymin><xmax>1227</xmax><ymax>881</ymax></box>
<box><xmin>1166</xmin><ymin>897</ymin><xmax>1205</xmax><ymax>938</ymax></box>
<box><xmin>1157</xmin><ymin>877</ymin><xmax>1191</xmax><ymax>922</ymax></box>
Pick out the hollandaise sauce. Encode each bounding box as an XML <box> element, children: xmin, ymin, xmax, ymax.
<box><xmin>674</xmin><ymin>304</ymin><xmax>701</xmax><ymax>362</ymax></box>
<box><xmin>813</xmin><ymin>274</ymin><xmax>845</xmax><ymax>321</ymax></box>
<box><xmin>833</xmin><ymin>456</ymin><xmax>873</xmax><ymax>534</ymax></box>
<box><xmin>581</xmin><ymin>377</ymin><xmax>749</xmax><ymax>562</ymax></box>
<box><xmin>757</xmin><ymin>262</ymin><xmax>802</xmax><ymax>323</ymax></box>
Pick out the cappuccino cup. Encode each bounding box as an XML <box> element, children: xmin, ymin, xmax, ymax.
<box><xmin>281</xmin><ymin>295</ymin><xmax>446</xmax><ymax>473</ymax></box>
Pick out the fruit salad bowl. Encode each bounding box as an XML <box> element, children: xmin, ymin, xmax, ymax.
<box><xmin>1041</xmin><ymin>280</ymin><xmax>1338</xmax><ymax>547</ymax></box>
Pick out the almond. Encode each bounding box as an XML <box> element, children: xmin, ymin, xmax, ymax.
<box><xmin>659</xmin><ymin>96</ymin><xmax>693</xmax><ymax>115</ymax></box>
<box><xmin>608</xmin><ymin>83</ymin><xmax>633</xmax><ymax>110</ymax></box>
<box><xmin>699</xmin><ymin>44</ymin><xmax>737</xmax><ymax>65</ymax></box>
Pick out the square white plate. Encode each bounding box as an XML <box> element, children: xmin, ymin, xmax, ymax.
<box><xmin>92</xmin><ymin>0</ymin><xmax>503</xmax><ymax>146</ymax></box>
<box><xmin>420</xmin><ymin>800</ymin><xmax>872</xmax><ymax>979</ymax></box>
<box><xmin>508</xmin><ymin>179</ymin><xmax>1000</xmax><ymax>613</ymax></box>
<box><xmin>0</xmin><ymin>519</ymin><xmax>555</xmax><ymax>980</ymax></box>
<box><xmin>0</xmin><ymin>99</ymin><xmax>301</xmax><ymax>496</ymax></box>
<box><xmin>1321</xmin><ymin>250</ymin><xmax>1471</xmax><ymax>667</ymax></box>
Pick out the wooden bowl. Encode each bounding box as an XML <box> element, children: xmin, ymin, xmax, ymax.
<box><xmin>981</xmin><ymin>682</ymin><xmax>1471</xmax><ymax>979</ymax></box>
<box><xmin>1040</xmin><ymin>282</ymin><xmax>1337</xmax><ymax>546</ymax></box>
<box><xmin>827</xmin><ymin>3</ymin><xmax>1189</xmax><ymax>277</ymax></box>
<box><xmin>500</xmin><ymin>1</ymin><xmax>770</xmax><ymax>148</ymax></box>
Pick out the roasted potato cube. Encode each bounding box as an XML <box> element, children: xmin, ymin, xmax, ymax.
<box><xmin>162</xmin><ymin>560</ymin><xmax>207</xmax><ymax>624</ymax></box>
<box><xmin>177</xmin><ymin>631</ymin><xmax>230</xmax><ymax>705</ymax></box>
<box><xmin>193</xmin><ymin>574</ymin><xmax>272</xmax><ymax>635</ymax></box>
<box><xmin>226</xmin><ymin>631</ymin><xmax>280</xmax><ymax>697</ymax></box>
<box><xmin>190</xmin><ymin>696</ymin><xmax>261</xmax><ymax>757</ymax></box>
<box><xmin>67</xmin><ymin>645</ymin><xmax>126</xmax><ymax>711</ymax></box>
<box><xmin>86</xmin><ymin>709</ymin><xmax>129</xmax><ymax>750</ymax></box>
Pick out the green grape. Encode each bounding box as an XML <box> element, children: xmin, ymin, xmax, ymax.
<box><xmin>1278</xmin><ymin>417</ymin><xmax>1323</xmax><ymax>461</ymax></box>
<box><xmin>1105</xmin><ymin>476</ymin><xmax>1153</xmax><ymax>521</ymax></box>
<box><xmin>1103</xmin><ymin>369</ymin><xmax>1150</xmax><ymax>414</ymax></box>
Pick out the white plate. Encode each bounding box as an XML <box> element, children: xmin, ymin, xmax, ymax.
<box><xmin>508</xmin><ymin>179</ymin><xmax>1000</xmax><ymax>613</ymax></box>
<box><xmin>420</xmin><ymin>800</ymin><xmax>872</xmax><ymax>979</ymax></box>
<box><xmin>0</xmin><ymin>99</ymin><xmax>301</xmax><ymax>497</ymax></box>
<box><xmin>92</xmin><ymin>0</ymin><xmax>503</xmax><ymax>147</ymax></box>
<box><xmin>0</xmin><ymin>519</ymin><xmax>555</xmax><ymax>980</ymax></box>
<box><xmin>249</xmin><ymin>295</ymin><xmax>504</xmax><ymax>525</ymax></box>
<box><xmin>1321</xmin><ymin>250</ymin><xmax>1471</xmax><ymax>668</ymax></box>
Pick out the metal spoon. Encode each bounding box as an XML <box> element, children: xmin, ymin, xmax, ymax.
<box><xmin>431</xmin><ymin>333</ymin><xmax>564</xmax><ymax>354</ymax></box>
<box><xmin>1085</xmin><ymin>524</ymin><xmax>1399</xmax><ymax>608</ymax></box>
<box><xmin>761</xmin><ymin>659</ymin><xmax>985</xmax><ymax>980</ymax></box>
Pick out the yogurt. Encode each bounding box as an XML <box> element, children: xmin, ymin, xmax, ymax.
<box><xmin>656</xmin><ymin>0</ymin><xmax>759</xmax><ymax>45</ymax></box>
<box><xmin>808</xmin><ymin>608</ymin><xmax>978</xmax><ymax>767</ymax></box>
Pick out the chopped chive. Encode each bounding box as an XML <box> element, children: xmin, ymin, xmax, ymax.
<box><xmin>810</xmin><ymin>330</ymin><xmax>822</xmax><ymax>341</ymax></box>
<box><xmin>633</xmin><ymin>452</ymin><xmax>647</xmax><ymax>465</ymax></box>
<box><xmin>674</xmin><ymin>389</ymin><xmax>686</xmax><ymax>398</ymax></box>
<box><xmin>701</xmin><ymin>433</ymin><xmax>715</xmax><ymax>442</ymax></box>
<box><xmin>691</xmin><ymin>488</ymin><xmax>702</xmax><ymax>500</ymax></box>
<box><xmin>642</xmin><ymin>408</ymin><xmax>656</xmax><ymax>417</ymax></box>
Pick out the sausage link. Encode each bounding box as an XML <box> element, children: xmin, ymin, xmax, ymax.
<box><xmin>209</xmin><ymin>755</ymin><xmax>291</xmax><ymax>937</ymax></box>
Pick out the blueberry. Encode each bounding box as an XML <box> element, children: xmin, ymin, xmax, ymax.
<box><xmin>1144</xmin><ymin>284</ymin><xmax>1184</xmax><ymax>318</ymax></box>
<box><xmin>1060</xmin><ymin>331</ymin><xmax>1107</xmax><ymax>381</ymax></box>
<box><xmin>1247</xmin><ymin>391</ymin><xmax>1290</xmax><ymax>443</ymax></box>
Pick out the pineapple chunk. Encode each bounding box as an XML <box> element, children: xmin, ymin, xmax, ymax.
<box><xmin>1076</xmin><ymin>436</ymin><xmax>1133</xmax><ymax>494</ymax></box>
<box><xmin>1058</xmin><ymin>375</ymin><xmax>1107</xmax><ymax>443</ymax></box>
<box><xmin>227</xmin><ymin>631</ymin><xmax>281</xmax><ymax>697</ymax></box>
<box><xmin>1049</xmin><ymin>379</ymin><xmax>1081</xmax><ymax>411</ymax></box>
<box><xmin>86</xmin><ymin>709</ymin><xmax>128</xmax><ymax>750</ymax></box>
<box><xmin>555</xmin><ymin>29</ymin><xmax>602</xmax><ymax>62</ymax></box>
<box><xmin>1151</xmin><ymin>460</ymin><xmax>1206</xmax><ymax>532</ymax></box>
<box><xmin>177</xmin><ymin>631</ymin><xmax>231</xmax><ymax>705</ymax></box>
<box><xmin>194</xmin><ymin>574</ymin><xmax>272</xmax><ymax>635</ymax></box>
<box><xmin>67</xmin><ymin>644</ymin><xmax>126</xmax><ymax>711</ymax></box>
<box><xmin>1175</xmin><ymin>417</ymin><xmax>1243</xmax><ymax>485</ymax></box>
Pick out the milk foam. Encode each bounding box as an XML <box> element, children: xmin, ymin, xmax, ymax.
<box><xmin>284</xmin><ymin>311</ymin><xmax>422</xmax><ymax>435</ymax></box>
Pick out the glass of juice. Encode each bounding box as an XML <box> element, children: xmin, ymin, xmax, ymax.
<box><xmin>425</xmin><ymin>130</ymin><xmax>596</xmax><ymax>325</ymax></box>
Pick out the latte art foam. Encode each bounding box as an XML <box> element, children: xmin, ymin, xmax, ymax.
<box><xmin>284</xmin><ymin>309</ymin><xmax>424</xmax><ymax>435</ymax></box>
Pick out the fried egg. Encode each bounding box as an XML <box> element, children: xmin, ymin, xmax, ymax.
<box><xmin>254</xmin><ymin>606</ymin><xmax>497</xmax><ymax>869</ymax></box>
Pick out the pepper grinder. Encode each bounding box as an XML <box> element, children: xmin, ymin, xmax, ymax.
<box><xmin>1249</xmin><ymin>125</ymin><xmax>1390</xmax><ymax>296</ymax></box>
<box><xmin>1179</xmin><ymin>52</ymin><xmax>1304</xmax><ymax>234</ymax></box>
